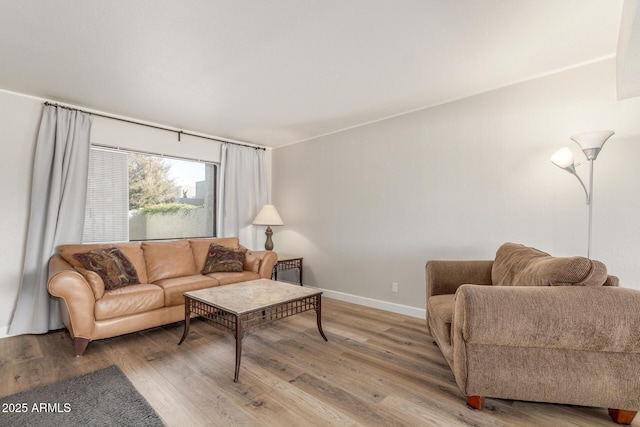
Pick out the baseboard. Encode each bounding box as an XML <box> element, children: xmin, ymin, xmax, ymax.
<box><xmin>307</xmin><ymin>286</ymin><xmax>426</xmax><ymax>319</ymax></box>
<box><xmin>0</xmin><ymin>325</ymin><xmax>11</xmax><ymax>340</ymax></box>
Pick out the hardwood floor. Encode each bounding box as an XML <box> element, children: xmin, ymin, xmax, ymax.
<box><xmin>0</xmin><ymin>298</ymin><xmax>621</xmax><ymax>426</ymax></box>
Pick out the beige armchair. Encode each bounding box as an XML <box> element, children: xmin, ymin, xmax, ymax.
<box><xmin>426</xmin><ymin>243</ymin><xmax>640</xmax><ymax>425</ymax></box>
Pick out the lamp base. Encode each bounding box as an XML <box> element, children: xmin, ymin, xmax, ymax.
<box><xmin>264</xmin><ymin>226</ymin><xmax>274</xmax><ymax>251</ymax></box>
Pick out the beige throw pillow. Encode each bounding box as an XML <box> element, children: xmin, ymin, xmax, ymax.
<box><xmin>492</xmin><ymin>242</ymin><xmax>607</xmax><ymax>287</ymax></box>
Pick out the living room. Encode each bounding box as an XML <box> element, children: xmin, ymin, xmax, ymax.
<box><xmin>1</xmin><ymin>1</ymin><xmax>640</xmax><ymax>426</ymax></box>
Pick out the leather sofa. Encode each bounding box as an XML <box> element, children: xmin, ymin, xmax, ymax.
<box><xmin>48</xmin><ymin>237</ymin><xmax>277</xmax><ymax>356</ymax></box>
<box><xmin>426</xmin><ymin>242</ymin><xmax>640</xmax><ymax>425</ymax></box>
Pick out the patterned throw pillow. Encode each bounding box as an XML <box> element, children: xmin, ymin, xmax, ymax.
<box><xmin>73</xmin><ymin>247</ymin><xmax>140</xmax><ymax>290</ymax></box>
<box><xmin>202</xmin><ymin>244</ymin><xmax>247</xmax><ymax>274</ymax></box>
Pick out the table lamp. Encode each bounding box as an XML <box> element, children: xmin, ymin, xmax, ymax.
<box><xmin>252</xmin><ymin>205</ymin><xmax>284</xmax><ymax>251</ymax></box>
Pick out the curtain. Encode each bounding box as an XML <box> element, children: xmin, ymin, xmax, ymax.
<box><xmin>217</xmin><ymin>143</ymin><xmax>267</xmax><ymax>248</ymax></box>
<box><xmin>9</xmin><ymin>105</ymin><xmax>92</xmax><ymax>335</ymax></box>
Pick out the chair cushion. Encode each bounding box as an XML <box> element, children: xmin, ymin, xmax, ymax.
<box><xmin>492</xmin><ymin>242</ymin><xmax>607</xmax><ymax>287</ymax></box>
<box><xmin>427</xmin><ymin>294</ymin><xmax>455</xmax><ymax>346</ymax></box>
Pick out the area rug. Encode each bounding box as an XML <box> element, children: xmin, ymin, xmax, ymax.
<box><xmin>0</xmin><ymin>365</ymin><xmax>165</xmax><ymax>427</ymax></box>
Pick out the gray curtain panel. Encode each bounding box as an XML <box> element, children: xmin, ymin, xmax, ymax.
<box><xmin>217</xmin><ymin>143</ymin><xmax>267</xmax><ymax>248</ymax></box>
<box><xmin>9</xmin><ymin>105</ymin><xmax>92</xmax><ymax>335</ymax></box>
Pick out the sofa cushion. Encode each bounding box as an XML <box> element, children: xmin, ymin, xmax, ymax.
<box><xmin>492</xmin><ymin>242</ymin><xmax>607</xmax><ymax>287</ymax></box>
<box><xmin>95</xmin><ymin>284</ymin><xmax>164</xmax><ymax>320</ymax></box>
<box><xmin>59</xmin><ymin>242</ymin><xmax>148</xmax><ymax>284</ymax></box>
<box><xmin>202</xmin><ymin>244</ymin><xmax>247</xmax><ymax>274</ymax></box>
<box><xmin>190</xmin><ymin>238</ymin><xmax>241</xmax><ymax>272</ymax></box>
<box><xmin>205</xmin><ymin>271</ymin><xmax>261</xmax><ymax>286</ymax></box>
<box><xmin>143</xmin><ymin>240</ymin><xmax>197</xmax><ymax>283</ymax></box>
<box><xmin>73</xmin><ymin>247</ymin><xmax>140</xmax><ymax>290</ymax></box>
<box><xmin>153</xmin><ymin>275</ymin><xmax>220</xmax><ymax>306</ymax></box>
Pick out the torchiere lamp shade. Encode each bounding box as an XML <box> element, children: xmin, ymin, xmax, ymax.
<box><xmin>570</xmin><ymin>130</ymin><xmax>614</xmax><ymax>160</ymax></box>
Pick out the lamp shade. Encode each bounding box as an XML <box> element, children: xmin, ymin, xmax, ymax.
<box><xmin>570</xmin><ymin>130</ymin><xmax>614</xmax><ymax>150</ymax></box>
<box><xmin>570</xmin><ymin>130</ymin><xmax>614</xmax><ymax>160</ymax></box>
<box><xmin>550</xmin><ymin>147</ymin><xmax>575</xmax><ymax>170</ymax></box>
<box><xmin>252</xmin><ymin>205</ymin><xmax>284</xmax><ymax>226</ymax></box>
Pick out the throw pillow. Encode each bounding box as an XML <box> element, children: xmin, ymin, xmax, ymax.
<box><xmin>202</xmin><ymin>243</ymin><xmax>247</xmax><ymax>274</ymax></box>
<box><xmin>492</xmin><ymin>242</ymin><xmax>607</xmax><ymax>287</ymax></box>
<box><xmin>521</xmin><ymin>256</ymin><xmax>608</xmax><ymax>286</ymax></box>
<box><xmin>73</xmin><ymin>247</ymin><xmax>140</xmax><ymax>290</ymax></box>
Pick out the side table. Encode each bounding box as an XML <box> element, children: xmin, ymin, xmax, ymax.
<box><xmin>272</xmin><ymin>254</ymin><xmax>303</xmax><ymax>285</ymax></box>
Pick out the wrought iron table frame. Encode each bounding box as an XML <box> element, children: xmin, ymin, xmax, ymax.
<box><xmin>272</xmin><ymin>255</ymin><xmax>303</xmax><ymax>285</ymax></box>
<box><xmin>178</xmin><ymin>284</ymin><xmax>327</xmax><ymax>382</ymax></box>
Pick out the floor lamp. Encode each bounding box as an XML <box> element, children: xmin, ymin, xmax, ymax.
<box><xmin>550</xmin><ymin>130</ymin><xmax>614</xmax><ymax>258</ymax></box>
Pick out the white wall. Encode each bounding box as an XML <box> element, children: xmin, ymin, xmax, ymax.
<box><xmin>0</xmin><ymin>91</ymin><xmax>42</xmax><ymax>335</ymax></box>
<box><xmin>0</xmin><ymin>90</ymin><xmax>264</xmax><ymax>335</ymax></box>
<box><xmin>272</xmin><ymin>58</ymin><xmax>640</xmax><ymax>316</ymax></box>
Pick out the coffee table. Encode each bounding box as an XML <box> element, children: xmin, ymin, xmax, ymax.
<box><xmin>178</xmin><ymin>278</ymin><xmax>328</xmax><ymax>382</ymax></box>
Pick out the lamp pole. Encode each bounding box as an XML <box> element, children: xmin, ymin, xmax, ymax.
<box><xmin>587</xmin><ymin>158</ymin><xmax>594</xmax><ymax>259</ymax></box>
<box><xmin>550</xmin><ymin>130</ymin><xmax>614</xmax><ymax>259</ymax></box>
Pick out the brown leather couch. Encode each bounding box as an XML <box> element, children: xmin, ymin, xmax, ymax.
<box><xmin>426</xmin><ymin>242</ymin><xmax>640</xmax><ymax>425</ymax></box>
<box><xmin>48</xmin><ymin>237</ymin><xmax>277</xmax><ymax>356</ymax></box>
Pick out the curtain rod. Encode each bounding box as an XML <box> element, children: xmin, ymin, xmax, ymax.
<box><xmin>43</xmin><ymin>101</ymin><xmax>266</xmax><ymax>151</ymax></box>
<box><xmin>91</xmin><ymin>143</ymin><xmax>216</xmax><ymax>164</ymax></box>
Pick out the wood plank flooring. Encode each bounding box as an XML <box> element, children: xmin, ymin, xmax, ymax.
<box><xmin>0</xmin><ymin>298</ymin><xmax>622</xmax><ymax>426</ymax></box>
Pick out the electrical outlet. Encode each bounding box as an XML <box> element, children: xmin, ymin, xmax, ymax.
<box><xmin>392</xmin><ymin>282</ymin><xmax>399</xmax><ymax>293</ymax></box>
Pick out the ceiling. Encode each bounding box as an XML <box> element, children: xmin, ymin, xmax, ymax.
<box><xmin>0</xmin><ymin>1</ymin><xmax>626</xmax><ymax>148</ymax></box>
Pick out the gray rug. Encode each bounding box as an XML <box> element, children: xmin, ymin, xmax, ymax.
<box><xmin>0</xmin><ymin>365</ymin><xmax>165</xmax><ymax>427</ymax></box>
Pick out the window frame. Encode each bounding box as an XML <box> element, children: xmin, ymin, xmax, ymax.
<box><xmin>83</xmin><ymin>145</ymin><xmax>219</xmax><ymax>243</ymax></box>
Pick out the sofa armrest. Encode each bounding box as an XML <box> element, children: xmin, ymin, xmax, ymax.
<box><xmin>245</xmin><ymin>250</ymin><xmax>278</xmax><ymax>279</ymax></box>
<box><xmin>426</xmin><ymin>260</ymin><xmax>493</xmax><ymax>298</ymax></box>
<box><xmin>47</xmin><ymin>255</ymin><xmax>97</xmax><ymax>339</ymax></box>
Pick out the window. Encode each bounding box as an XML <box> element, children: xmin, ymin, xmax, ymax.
<box><xmin>83</xmin><ymin>147</ymin><xmax>217</xmax><ymax>242</ymax></box>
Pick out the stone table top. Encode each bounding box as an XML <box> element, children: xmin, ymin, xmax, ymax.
<box><xmin>184</xmin><ymin>279</ymin><xmax>322</xmax><ymax>315</ymax></box>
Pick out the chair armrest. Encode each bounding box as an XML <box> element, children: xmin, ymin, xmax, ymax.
<box><xmin>245</xmin><ymin>250</ymin><xmax>278</xmax><ymax>279</ymax></box>
<box><xmin>451</xmin><ymin>284</ymin><xmax>640</xmax><ymax>410</ymax></box>
<box><xmin>47</xmin><ymin>255</ymin><xmax>96</xmax><ymax>339</ymax></box>
<box><xmin>426</xmin><ymin>260</ymin><xmax>493</xmax><ymax>298</ymax></box>
<box><xmin>453</xmin><ymin>284</ymin><xmax>640</xmax><ymax>352</ymax></box>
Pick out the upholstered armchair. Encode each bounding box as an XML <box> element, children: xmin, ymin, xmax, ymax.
<box><xmin>426</xmin><ymin>243</ymin><xmax>640</xmax><ymax>425</ymax></box>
